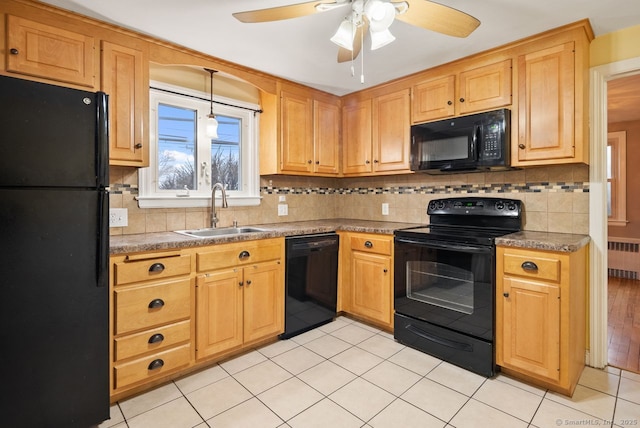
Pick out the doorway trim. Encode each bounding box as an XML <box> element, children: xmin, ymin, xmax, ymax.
<box><xmin>589</xmin><ymin>56</ymin><xmax>640</xmax><ymax>368</ymax></box>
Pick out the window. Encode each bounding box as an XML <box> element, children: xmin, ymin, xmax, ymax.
<box><xmin>607</xmin><ymin>131</ymin><xmax>627</xmax><ymax>226</ymax></box>
<box><xmin>139</xmin><ymin>82</ymin><xmax>261</xmax><ymax>208</ymax></box>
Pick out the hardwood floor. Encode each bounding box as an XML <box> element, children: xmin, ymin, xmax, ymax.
<box><xmin>608</xmin><ymin>275</ymin><xmax>640</xmax><ymax>373</ymax></box>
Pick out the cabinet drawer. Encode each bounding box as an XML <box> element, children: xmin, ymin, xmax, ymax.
<box><xmin>113</xmin><ymin>344</ymin><xmax>190</xmax><ymax>390</ymax></box>
<box><xmin>350</xmin><ymin>235</ymin><xmax>392</xmax><ymax>256</ymax></box>
<box><xmin>197</xmin><ymin>238</ymin><xmax>283</xmax><ymax>272</ymax></box>
<box><xmin>114</xmin><ymin>320</ymin><xmax>191</xmax><ymax>361</ymax></box>
<box><xmin>114</xmin><ymin>278</ymin><xmax>191</xmax><ymax>335</ymax></box>
<box><xmin>502</xmin><ymin>252</ymin><xmax>561</xmax><ymax>283</ymax></box>
<box><xmin>114</xmin><ymin>254</ymin><xmax>191</xmax><ymax>285</ymax></box>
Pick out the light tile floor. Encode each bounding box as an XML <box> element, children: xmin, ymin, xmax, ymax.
<box><xmin>101</xmin><ymin>317</ymin><xmax>640</xmax><ymax>428</ymax></box>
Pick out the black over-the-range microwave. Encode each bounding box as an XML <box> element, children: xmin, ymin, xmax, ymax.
<box><xmin>410</xmin><ymin>108</ymin><xmax>511</xmax><ymax>174</ymax></box>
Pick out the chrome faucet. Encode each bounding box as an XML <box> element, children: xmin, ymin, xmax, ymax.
<box><xmin>210</xmin><ymin>182</ymin><xmax>228</xmax><ymax>228</ymax></box>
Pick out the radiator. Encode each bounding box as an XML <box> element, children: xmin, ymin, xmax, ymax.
<box><xmin>608</xmin><ymin>237</ymin><xmax>640</xmax><ymax>280</ymax></box>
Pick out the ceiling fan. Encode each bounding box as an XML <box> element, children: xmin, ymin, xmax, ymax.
<box><xmin>233</xmin><ymin>0</ymin><xmax>480</xmax><ymax>63</ymax></box>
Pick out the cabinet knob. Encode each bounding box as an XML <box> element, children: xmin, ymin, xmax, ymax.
<box><xmin>148</xmin><ymin>359</ymin><xmax>164</xmax><ymax>370</ymax></box>
<box><xmin>246</xmin><ymin>279</ymin><xmax>252</xmax><ymax>285</ymax></box>
<box><xmin>9</xmin><ymin>48</ymin><xmax>19</xmax><ymax>55</ymax></box>
<box><xmin>239</xmin><ymin>250</ymin><xmax>251</xmax><ymax>260</ymax></box>
<box><xmin>503</xmin><ymin>292</ymin><xmax>510</xmax><ymax>298</ymax></box>
<box><xmin>148</xmin><ymin>333</ymin><xmax>165</xmax><ymax>344</ymax></box>
<box><xmin>365</xmin><ymin>160</ymin><xmax>370</xmax><ymax>164</ymax></box>
<box><xmin>373</xmin><ymin>159</ymin><xmax>379</xmax><ymax>163</ymax></box>
<box><xmin>518</xmin><ymin>143</ymin><xmax>526</xmax><ymax>150</ymax></box>
<box><xmin>239</xmin><ymin>281</ymin><xmax>244</xmax><ymax>286</ymax></box>
<box><xmin>383</xmin><ymin>268</ymin><xmax>388</xmax><ymax>273</ymax></box>
<box><xmin>135</xmin><ymin>143</ymin><xmax>143</xmax><ymax>149</ymax></box>
<box><xmin>315</xmin><ymin>161</ymin><xmax>319</xmax><ymax>164</ymax></box>
<box><xmin>364</xmin><ymin>241</ymin><xmax>373</xmax><ymax>248</ymax></box>
<box><xmin>148</xmin><ymin>298</ymin><xmax>165</xmax><ymax>309</ymax></box>
<box><xmin>149</xmin><ymin>262</ymin><xmax>165</xmax><ymax>273</ymax></box>
<box><xmin>459</xmin><ymin>97</ymin><xmax>465</xmax><ymax>103</ymax></box>
<box><xmin>521</xmin><ymin>261</ymin><xmax>538</xmax><ymax>271</ymax></box>
<box><xmin>307</xmin><ymin>160</ymin><xmax>312</xmax><ymax>164</ymax></box>
<box><xmin>447</xmin><ymin>100</ymin><xmax>453</xmax><ymax>106</ymax></box>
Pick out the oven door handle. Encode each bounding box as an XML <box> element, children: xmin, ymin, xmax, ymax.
<box><xmin>395</xmin><ymin>237</ymin><xmax>491</xmax><ymax>254</ymax></box>
<box><xmin>405</xmin><ymin>324</ymin><xmax>473</xmax><ymax>352</ymax></box>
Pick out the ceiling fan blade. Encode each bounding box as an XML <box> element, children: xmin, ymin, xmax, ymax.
<box><xmin>233</xmin><ymin>1</ymin><xmax>342</xmax><ymax>23</ymax></box>
<box><xmin>337</xmin><ymin>23</ymin><xmax>365</xmax><ymax>63</ymax></box>
<box><xmin>392</xmin><ymin>0</ymin><xmax>480</xmax><ymax>38</ymax></box>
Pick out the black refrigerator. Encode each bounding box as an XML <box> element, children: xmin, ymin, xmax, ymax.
<box><xmin>0</xmin><ymin>75</ymin><xmax>110</xmax><ymax>427</ymax></box>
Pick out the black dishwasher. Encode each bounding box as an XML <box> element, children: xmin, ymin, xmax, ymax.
<box><xmin>281</xmin><ymin>233</ymin><xmax>339</xmax><ymax>339</ymax></box>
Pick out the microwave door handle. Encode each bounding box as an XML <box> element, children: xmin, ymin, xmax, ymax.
<box><xmin>471</xmin><ymin>124</ymin><xmax>481</xmax><ymax>161</ymax></box>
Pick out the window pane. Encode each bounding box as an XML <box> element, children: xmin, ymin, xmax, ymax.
<box><xmin>157</xmin><ymin>104</ymin><xmax>197</xmax><ymax>190</ymax></box>
<box><xmin>211</xmin><ymin>115</ymin><xmax>241</xmax><ymax>191</ymax></box>
<box><xmin>606</xmin><ymin>145</ymin><xmax>612</xmax><ymax>179</ymax></box>
<box><xmin>607</xmin><ymin>181</ymin><xmax>612</xmax><ymax>217</ymax></box>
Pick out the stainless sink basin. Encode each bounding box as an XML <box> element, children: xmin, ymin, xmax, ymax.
<box><xmin>174</xmin><ymin>226</ymin><xmax>269</xmax><ymax>238</ymax></box>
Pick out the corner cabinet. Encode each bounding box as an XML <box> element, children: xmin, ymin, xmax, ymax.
<box><xmin>261</xmin><ymin>85</ymin><xmax>340</xmax><ymax>176</ymax></box>
<box><xmin>513</xmin><ymin>25</ymin><xmax>592</xmax><ymax>166</ymax></box>
<box><xmin>195</xmin><ymin>238</ymin><xmax>284</xmax><ymax>360</ymax></box>
<box><xmin>339</xmin><ymin>232</ymin><xmax>394</xmax><ymax>330</ymax></box>
<box><xmin>342</xmin><ymin>89</ymin><xmax>411</xmax><ymax>176</ymax></box>
<box><xmin>101</xmin><ymin>41</ymin><xmax>149</xmax><ymax>166</ymax></box>
<box><xmin>496</xmin><ymin>244</ymin><xmax>588</xmax><ymax>396</ymax></box>
<box><xmin>411</xmin><ymin>59</ymin><xmax>512</xmax><ymax>123</ymax></box>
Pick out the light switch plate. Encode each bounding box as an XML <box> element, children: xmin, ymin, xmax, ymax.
<box><xmin>382</xmin><ymin>203</ymin><xmax>389</xmax><ymax>215</ymax></box>
<box><xmin>278</xmin><ymin>204</ymin><xmax>288</xmax><ymax>216</ymax></box>
<box><xmin>109</xmin><ymin>208</ymin><xmax>128</xmax><ymax>227</ymax></box>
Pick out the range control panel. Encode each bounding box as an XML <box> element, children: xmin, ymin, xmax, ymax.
<box><xmin>428</xmin><ymin>197</ymin><xmax>521</xmax><ymax>217</ymax></box>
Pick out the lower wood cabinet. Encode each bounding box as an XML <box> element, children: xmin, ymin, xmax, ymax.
<box><xmin>339</xmin><ymin>232</ymin><xmax>394</xmax><ymax>329</ymax></box>
<box><xmin>496</xmin><ymin>244</ymin><xmax>588</xmax><ymax>396</ymax></box>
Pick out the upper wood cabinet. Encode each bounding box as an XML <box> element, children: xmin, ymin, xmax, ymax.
<box><xmin>262</xmin><ymin>86</ymin><xmax>340</xmax><ymax>176</ymax></box>
<box><xmin>101</xmin><ymin>41</ymin><xmax>149</xmax><ymax>167</ymax></box>
<box><xmin>514</xmin><ymin>41</ymin><xmax>586</xmax><ymax>166</ymax></box>
<box><xmin>411</xmin><ymin>59</ymin><xmax>512</xmax><ymax>123</ymax></box>
<box><xmin>5</xmin><ymin>15</ymin><xmax>95</xmax><ymax>88</ymax></box>
<box><xmin>343</xmin><ymin>89</ymin><xmax>411</xmax><ymax>176</ymax></box>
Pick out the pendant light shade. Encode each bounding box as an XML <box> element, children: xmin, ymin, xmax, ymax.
<box><xmin>330</xmin><ymin>16</ymin><xmax>356</xmax><ymax>51</ymax></box>
<box><xmin>366</xmin><ymin>0</ymin><xmax>396</xmax><ymax>50</ymax></box>
<box><xmin>205</xmin><ymin>68</ymin><xmax>218</xmax><ymax>139</ymax></box>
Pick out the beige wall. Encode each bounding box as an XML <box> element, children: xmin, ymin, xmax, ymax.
<box><xmin>109</xmin><ymin>165</ymin><xmax>589</xmax><ymax>236</ymax></box>
<box><xmin>608</xmin><ymin>120</ymin><xmax>640</xmax><ymax>239</ymax></box>
<box><xmin>591</xmin><ymin>23</ymin><xmax>640</xmax><ymax>67</ymax></box>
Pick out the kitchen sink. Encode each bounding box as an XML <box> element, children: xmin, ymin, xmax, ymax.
<box><xmin>174</xmin><ymin>226</ymin><xmax>269</xmax><ymax>238</ymax></box>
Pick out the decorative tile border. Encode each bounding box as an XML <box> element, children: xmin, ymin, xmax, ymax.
<box><xmin>109</xmin><ymin>183</ymin><xmax>139</xmax><ymax>195</ymax></box>
<box><xmin>261</xmin><ymin>182</ymin><xmax>589</xmax><ymax>195</ymax></box>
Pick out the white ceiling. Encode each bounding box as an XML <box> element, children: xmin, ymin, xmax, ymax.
<box><xmin>40</xmin><ymin>0</ymin><xmax>640</xmax><ymax>96</ymax></box>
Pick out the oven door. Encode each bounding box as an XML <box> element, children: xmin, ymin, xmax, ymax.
<box><xmin>394</xmin><ymin>236</ymin><xmax>495</xmax><ymax>341</ymax></box>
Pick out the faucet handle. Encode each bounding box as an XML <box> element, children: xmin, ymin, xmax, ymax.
<box><xmin>233</xmin><ymin>220</ymin><xmax>238</xmax><ymax>228</ymax></box>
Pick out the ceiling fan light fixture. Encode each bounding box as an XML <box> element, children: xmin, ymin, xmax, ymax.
<box><xmin>365</xmin><ymin>1</ymin><xmax>395</xmax><ymax>32</ymax></box>
<box><xmin>370</xmin><ymin>28</ymin><xmax>395</xmax><ymax>50</ymax></box>
<box><xmin>330</xmin><ymin>18</ymin><xmax>356</xmax><ymax>50</ymax></box>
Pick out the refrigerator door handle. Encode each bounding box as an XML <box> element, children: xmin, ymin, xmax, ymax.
<box><xmin>97</xmin><ymin>190</ymin><xmax>109</xmax><ymax>288</ymax></box>
<box><xmin>96</xmin><ymin>92</ymin><xmax>109</xmax><ymax>188</ymax></box>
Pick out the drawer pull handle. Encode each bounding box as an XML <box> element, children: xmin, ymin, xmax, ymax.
<box><xmin>148</xmin><ymin>298</ymin><xmax>165</xmax><ymax>309</ymax></box>
<box><xmin>239</xmin><ymin>250</ymin><xmax>251</xmax><ymax>260</ymax></box>
<box><xmin>148</xmin><ymin>359</ymin><xmax>164</xmax><ymax>370</ymax></box>
<box><xmin>503</xmin><ymin>292</ymin><xmax>509</xmax><ymax>298</ymax></box>
<box><xmin>364</xmin><ymin>241</ymin><xmax>373</xmax><ymax>248</ymax></box>
<box><xmin>149</xmin><ymin>263</ymin><xmax>165</xmax><ymax>273</ymax></box>
<box><xmin>521</xmin><ymin>261</ymin><xmax>538</xmax><ymax>271</ymax></box>
<box><xmin>148</xmin><ymin>333</ymin><xmax>164</xmax><ymax>344</ymax></box>
<box><xmin>9</xmin><ymin>48</ymin><xmax>19</xmax><ymax>55</ymax></box>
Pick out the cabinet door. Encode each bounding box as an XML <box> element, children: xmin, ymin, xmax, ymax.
<box><xmin>373</xmin><ymin>89</ymin><xmax>411</xmax><ymax>173</ymax></box>
<box><xmin>499</xmin><ymin>276</ymin><xmax>560</xmax><ymax>381</ymax></box>
<box><xmin>350</xmin><ymin>251</ymin><xmax>392</xmax><ymax>325</ymax></box>
<box><xmin>516</xmin><ymin>42</ymin><xmax>575</xmax><ymax>163</ymax></box>
<box><xmin>411</xmin><ymin>75</ymin><xmax>455</xmax><ymax>123</ymax></box>
<box><xmin>342</xmin><ymin>99</ymin><xmax>372</xmax><ymax>174</ymax></box>
<box><xmin>281</xmin><ymin>90</ymin><xmax>313</xmax><ymax>173</ymax></box>
<box><xmin>6</xmin><ymin>15</ymin><xmax>95</xmax><ymax>87</ymax></box>
<box><xmin>458</xmin><ymin>59</ymin><xmax>512</xmax><ymax>115</ymax></box>
<box><xmin>195</xmin><ymin>270</ymin><xmax>243</xmax><ymax>359</ymax></box>
<box><xmin>314</xmin><ymin>99</ymin><xmax>340</xmax><ymax>175</ymax></box>
<box><xmin>243</xmin><ymin>261</ymin><xmax>284</xmax><ymax>343</ymax></box>
<box><xmin>102</xmin><ymin>41</ymin><xmax>147</xmax><ymax>166</ymax></box>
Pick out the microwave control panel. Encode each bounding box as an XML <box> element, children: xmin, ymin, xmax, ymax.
<box><xmin>479</xmin><ymin>122</ymin><xmax>503</xmax><ymax>161</ymax></box>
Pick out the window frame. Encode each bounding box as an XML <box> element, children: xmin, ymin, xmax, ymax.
<box><xmin>138</xmin><ymin>81</ymin><xmax>261</xmax><ymax>208</ymax></box>
<box><xmin>607</xmin><ymin>130</ymin><xmax>627</xmax><ymax>226</ymax></box>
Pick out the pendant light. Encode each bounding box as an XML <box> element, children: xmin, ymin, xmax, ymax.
<box><xmin>204</xmin><ymin>68</ymin><xmax>218</xmax><ymax>139</ymax></box>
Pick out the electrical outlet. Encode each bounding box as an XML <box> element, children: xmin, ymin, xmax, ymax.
<box><xmin>278</xmin><ymin>204</ymin><xmax>288</xmax><ymax>216</ymax></box>
<box><xmin>382</xmin><ymin>203</ymin><xmax>389</xmax><ymax>215</ymax></box>
<box><xmin>278</xmin><ymin>195</ymin><xmax>286</xmax><ymax>202</ymax></box>
<box><xmin>109</xmin><ymin>208</ymin><xmax>128</xmax><ymax>227</ymax></box>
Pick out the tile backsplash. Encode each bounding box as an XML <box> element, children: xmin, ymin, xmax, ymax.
<box><xmin>109</xmin><ymin>164</ymin><xmax>589</xmax><ymax>236</ymax></box>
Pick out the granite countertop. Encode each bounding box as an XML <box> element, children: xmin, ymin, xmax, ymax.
<box><xmin>495</xmin><ymin>231</ymin><xmax>591</xmax><ymax>253</ymax></box>
<box><xmin>109</xmin><ymin>219</ymin><xmax>424</xmax><ymax>255</ymax></box>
